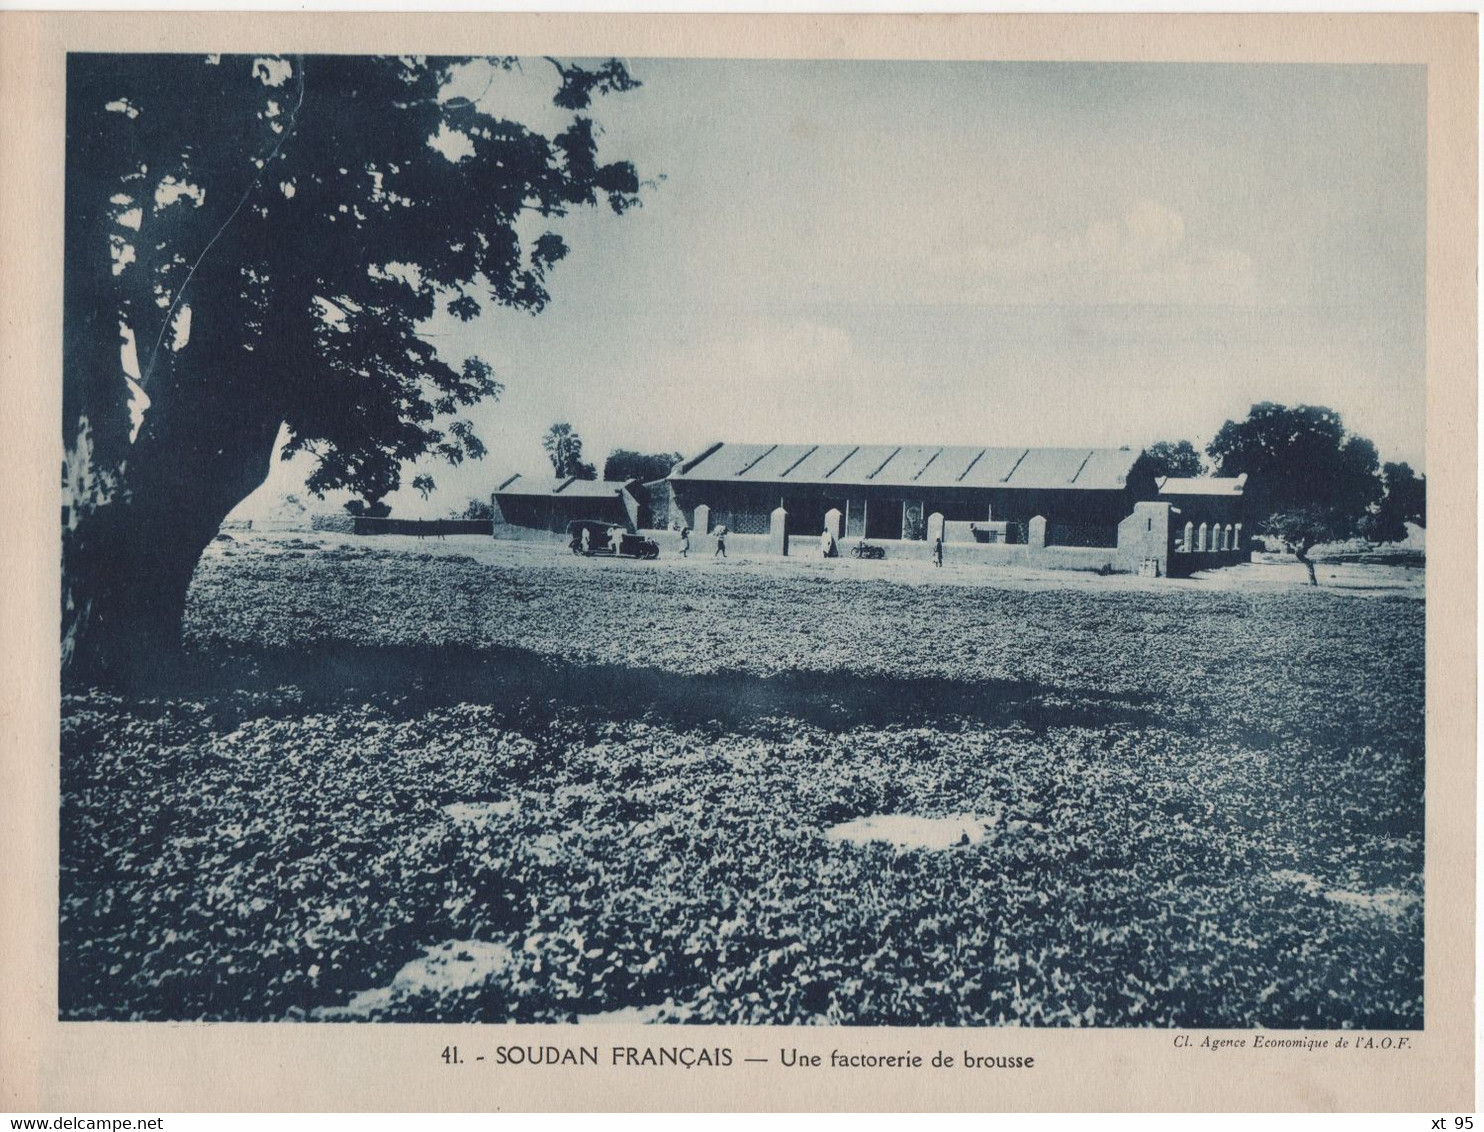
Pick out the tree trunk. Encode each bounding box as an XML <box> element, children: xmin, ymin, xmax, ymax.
<box><xmin>62</xmin><ymin>402</ymin><xmax>283</xmax><ymax>689</ymax></box>
<box><xmin>1294</xmin><ymin>545</ymin><xmax>1318</xmax><ymax>586</ymax></box>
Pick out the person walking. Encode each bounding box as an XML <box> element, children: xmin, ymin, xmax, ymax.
<box><xmin>609</xmin><ymin>525</ymin><xmax>625</xmax><ymax>556</ymax></box>
<box><xmin>820</xmin><ymin>527</ymin><xmax>836</xmax><ymax>558</ymax></box>
<box><xmin>714</xmin><ymin>524</ymin><xmax>728</xmax><ymax>558</ymax></box>
<box><xmin>679</xmin><ymin>526</ymin><xmax>690</xmax><ymax>558</ymax></box>
<box><xmin>932</xmin><ymin>535</ymin><xmax>944</xmax><ymax>568</ymax></box>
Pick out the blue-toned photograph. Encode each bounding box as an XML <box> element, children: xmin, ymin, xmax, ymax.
<box><xmin>60</xmin><ymin>53</ymin><xmax>1425</xmax><ymax>1027</ymax></box>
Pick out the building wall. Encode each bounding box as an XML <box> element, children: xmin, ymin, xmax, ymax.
<box><xmin>671</xmin><ymin>480</ymin><xmax>1138</xmax><ymax>544</ymax></box>
<box><xmin>1165</xmin><ymin>503</ymin><xmax>1250</xmax><ymax>557</ymax></box>
<box><xmin>646</xmin><ymin>528</ymin><xmax>1127</xmax><ymax>570</ymax></box>
<box><xmin>492</xmin><ymin>491</ymin><xmax>634</xmax><ymax>534</ymax></box>
<box><xmin>349</xmin><ymin>517</ymin><xmax>493</xmax><ymax>537</ymax></box>
<box><xmin>1115</xmin><ymin>502</ymin><xmax>1177</xmax><ymax>575</ymax></box>
<box><xmin>491</xmin><ymin>463</ymin><xmax>1251</xmax><ymax>579</ymax></box>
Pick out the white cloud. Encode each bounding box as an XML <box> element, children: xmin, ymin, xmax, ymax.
<box><xmin>665</xmin><ymin>320</ymin><xmax>860</xmax><ymax>443</ymax></box>
<box><xmin>931</xmin><ymin>200</ymin><xmax>1255</xmax><ymax>307</ymax></box>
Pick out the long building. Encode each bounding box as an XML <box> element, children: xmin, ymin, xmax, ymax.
<box><xmin>665</xmin><ymin>441</ymin><xmax>1157</xmax><ymax>546</ymax></box>
<box><xmin>492</xmin><ymin>441</ymin><xmax>1252</xmax><ymax>577</ymax></box>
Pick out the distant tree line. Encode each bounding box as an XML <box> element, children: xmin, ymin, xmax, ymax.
<box><xmin>541</xmin><ymin>423</ymin><xmax>679</xmax><ymax>483</ymax></box>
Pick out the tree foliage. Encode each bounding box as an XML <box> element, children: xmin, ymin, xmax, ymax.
<box><xmin>1143</xmin><ymin>440</ymin><xmax>1205</xmax><ymax>479</ymax></box>
<box><xmin>343</xmin><ymin>498</ymin><xmax>391</xmax><ymax>518</ymax></box>
<box><xmin>63</xmin><ymin>53</ymin><xmax>641</xmax><ymax>678</ymax></box>
<box><xmin>1207</xmin><ymin>403</ymin><xmax>1383</xmax><ymax>583</ymax></box>
<box><xmin>542</xmin><ymin>422</ymin><xmax>597</xmax><ymax>480</ymax></box>
<box><xmin>603</xmin><ymin>449</ymin><xmax>683</xmax><ymax>483</ymax></box>
<box><xmin>1361</xmin><ymin>462</ymin><xmax>1426</xmax><ymax>544</ymax></box>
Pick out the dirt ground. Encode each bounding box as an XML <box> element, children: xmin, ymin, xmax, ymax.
<box><xmin>59</xmin><ymin>530</ymin><xmax>1425</xmax><ymax>1026</ymax></box>
<box><xmin>240</xmin><ymin>528</ymin><xmax>1425</xmax><ymax>597</ymax></box>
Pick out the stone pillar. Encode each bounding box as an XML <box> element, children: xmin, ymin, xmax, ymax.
<box><xmin>824</xmin><ymin>508</ymin><xmax>843</xmax><ymax>543</ymax></box>
<box><xmin>926</xmin><ymin>512</ymin><xmax>945</xmax><ymax>546</ymax></box>
<box><xmin>1182</xmin><ymin>521</ymin><xmax>1193</xmax><ymax>553</ymax></box>
<box><xmin>1197</xmin><ymin>522</ymin><xmax>1208</xmax><ymax>552</ymax></box>
<box><xmin>1116</xmin><ymin>501</ymin><xmax>1174</xmax><ymax>576</ymax></box>
<box><xmin>692</xmin><ymin>503</ymin><xmax>710</xmax><ymax>536</ymax></box>
<box><xmin>1028</xmin><ymin>515</ymin><xmax>1048</xmax><ymax>550</ymax></box>
<box><xmin>769</xmin><ymin>506</ymin><xmax>790</xmax><ymax>556</ymax></box>
<box><xmin>1234</xmin><ymin>522</ymin><xmax>1244</xmax><ymax>553</ymax></box>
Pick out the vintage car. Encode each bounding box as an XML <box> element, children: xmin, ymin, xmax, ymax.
<box><xmin>567</xmin><ymin>520</ymin><xmax>660</xmax><ymax>560</ymax></box>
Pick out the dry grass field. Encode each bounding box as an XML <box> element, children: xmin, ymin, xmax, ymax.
<box><xmin>60</xmin><ymin>533</ymin><xmax>1425</xmax><ymax>1026</ymax></box>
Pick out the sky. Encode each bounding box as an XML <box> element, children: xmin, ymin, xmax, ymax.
<box><xmin>237</xmin><ymin>58</ymin><xmax>1427</xmax><ymax>519</ymax></box>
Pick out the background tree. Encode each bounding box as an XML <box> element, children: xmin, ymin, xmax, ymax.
<box><xmin>542</xmin><ymin>422</ymin><xmax>597</xmax><ymax>480</ymax></box>
<box><xmin>1143</xmin><ymin>439</ymin><xmax>1205</xmax><ymax>479</ymax></box>
<box><xmin>461</xmin><ymin>498</ymin><xmax>494</xmax><ymax>521</ymax></box>
<box><xmin>1361</xmin><ymin>462</ymin><xmax>1427</xmax><ymax>544</ymax></box>
<box><xmin>1207</xmin><ymin>402</ymin><xmax>1383</xmax><ymax>584</ymax></box>
<box><xmin>62</xmin><ymin>54</ymin><xmax>641</xmax><ymax>680</ymax></box>
<box><xmin>602</xmin><ymin>448</ymin><xmax>684</xmax><ymax>483</ymax></box>
<box><xmin>411</xmin><ymin>474</ymin><xmax>437</xmax><ymax>502</ymax></box>
<box><xmin>343</xmin><ymin>499</ymin><xmax>391</xmax><ymax>518</ymax></box>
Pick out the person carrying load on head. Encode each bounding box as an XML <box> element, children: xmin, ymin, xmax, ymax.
<box><xmin>714</xmin><ymin>524</ymin><xmax>728</xmax><ymax>558</ymax></box>
<box><xmin>679</xmin><ymin>526</ymin><xmax>690</xmax><ymax>557</ymax></box>
<box><xmin>609</xmin><ymin>525</ymin><xmax>625</xmax><ymax>556</ymax></box>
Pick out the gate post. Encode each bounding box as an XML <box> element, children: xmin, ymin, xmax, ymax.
<box><xmin>1028</xmin><ymin>515</ymin><xmax>1048</xmax><ymax>550</ymax></box>
<box><xmin>692</xmin><ymin>503</ymin><xmax>710</xmax><ymax>536</ymax></box>
<box><xmin>824</xmin><ymin>507</ymin><xmax>843</xmax><ymax>544</ymax></box>
<box><xmin>926</xmin><ymin>512</ymin><xmax>945</xmax><ymax>547</ymax></box>
<box><xmin>770</xmin><ymin>506</ymin><xmax>790</xmax><ymax>556</ymax></box>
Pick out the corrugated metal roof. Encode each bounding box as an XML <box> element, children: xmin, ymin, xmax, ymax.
<box><xmin>1158</xmin><ymin>474</ymin><xmax>1248</xmax><ymax>497</ymax></box>
<box><xmin>559</xmin><ymin>479</ymin><xmax>637</xmax><ymax>498</ymax></box>
<box><xmin>671</xmin><ymin>442</ymin><xmax>1142</xmax><ymax>491</ymax></box>
<box><xmin>494</xmin><ymin>474</ymin><xmax>635</xmax><ymax>499</ymax></box>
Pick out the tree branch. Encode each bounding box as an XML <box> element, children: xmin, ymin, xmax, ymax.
<box><xmin>141</xmin><ymin>55</ymin><xmax>308</xmax><ymax>391</ymax></box>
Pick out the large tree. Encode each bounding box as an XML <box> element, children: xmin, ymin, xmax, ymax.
<box><xmin>1143</xmin><ymin>439</ymin><xmax>1205</xmax><ymax>479</ymax></box>
<box><xmin>62</xmin><ymin>54</ymin><xmax>640</xmax><ymax>681</ymax></box>
<box><xmin>542</xmin><ymin>422</ymin><xmax>597</xmax><ymax>480</ymax></box>
<box><xmin>602</xmin><ymin>448</ymin><xmax>684</xmax><ymax>483</ymax></box>
<box><xmin>1361</xmin><ymin>461</ymin><xmax>1427</xmax><ymax>544</ymax></box>
<box><xmin>1207</xmin><ymin>402</ymin><xmax>1383</xmax><ymax>584</ymax></box>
